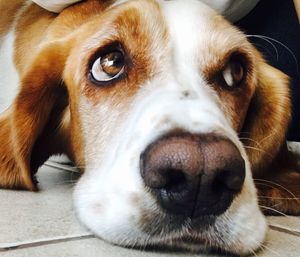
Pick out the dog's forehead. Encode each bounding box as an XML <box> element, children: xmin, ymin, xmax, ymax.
<box><xmin>114</xmin><ymin>0</ymin><xmax>245</xmax><ymax>63</ymax></box>
<box><xmin>160</xmin><ymin>0</ymin><xmax>248</xmax><ymax>59</ymax></box>
<box><xmin>161</xmin><ymin>0</ymin><xmax>218</xmax><ymax>34</ymax></box>
<box><xmin>76</xmin><ymin>0</ymin><xmax>246</xmax><ymax>70</ymax></box>
<box><xmin>109</xmin><ymin>0</ymin><xmax>238</xmax><ymax>45</ymax></box>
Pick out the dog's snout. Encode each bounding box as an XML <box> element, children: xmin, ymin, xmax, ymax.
<box><xmin>140</xmin><ymin>133</ymin><xmax>245</xmax><ymax>217</ymax></box>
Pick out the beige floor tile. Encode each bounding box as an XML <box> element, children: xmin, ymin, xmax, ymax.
<box><xmin>0</xmin><ymin>165</ymin><xmax>86</xmax><ymax>243</ymax></box>
<box><xmin>262</xmin><ymin>229</ymin><xmax>300</xmax><ymax>257</ymax></box>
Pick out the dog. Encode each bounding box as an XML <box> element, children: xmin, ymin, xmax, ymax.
<box><xmin>0</xmin><ymin>0</ymin><xmax>299</xmax><ymax>255</ymax></box>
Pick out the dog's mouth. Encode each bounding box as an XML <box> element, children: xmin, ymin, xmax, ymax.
<box><xmin>139</xmin><ymin>232</ymin><xmax>211</xmax><ymax>253</ymax></box>
<box><xmin>138</xmin><ymin>235</ymin><xmax>229</xmax><ymax>256</ymax></box>
<box><xmin>118</xmin><ymin>214</ymin><xmax>240</xmax><ymax>255</ymax></box>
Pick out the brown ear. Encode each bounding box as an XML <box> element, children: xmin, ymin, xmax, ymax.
<box><xmin>0</xmin><ymin>43</ymin><xmax>70</xmax><ymax>191</ymax></box>
<box><xmin>241</xmin><ymin>59</ymin><xmax>291</xmax><ymax>175</ymax></box>
<box><xmin>241</xmin><ymin>57</ymin><xmax>300</xmax><ymax>215</ymax></box>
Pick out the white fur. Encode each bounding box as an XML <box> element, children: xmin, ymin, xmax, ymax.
<box><xmin>74</xmin><ymin>0</ymin><xmax>267</xmax><ymax>255</ymax></box>
<box><xmin>0</xmin><ymin>28</ymin><xmax>20</xmax><ymax>114</ymax></box>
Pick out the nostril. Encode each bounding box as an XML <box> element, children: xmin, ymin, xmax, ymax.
<box><xmin>225</xmin><ymin>171</ymin><xmax>245</xmax><ymax>191</ymax></box>
<box><xmin>163</xmin><ymin>169</ymin><xmax>186</xmax><ymax>192</ymax></box>
<box><xmin>214</xmin><ymin>168</ymin><xmax>245</xmax><ymax>192</ymax></box>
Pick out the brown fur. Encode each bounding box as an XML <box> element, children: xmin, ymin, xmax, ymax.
<box><xmin>0</xmin><ymin>0</ymin><xmax>24</xmax><ymax>38</ymax></box>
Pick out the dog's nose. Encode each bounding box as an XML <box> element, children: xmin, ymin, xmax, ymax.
<box><xmin>140</xmin><ymin>133</ymin><xmax>245</xmax><ymax>217</ymax></box>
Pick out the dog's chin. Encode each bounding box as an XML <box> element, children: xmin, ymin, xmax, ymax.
<box><xmin>95</xmin><ymin>222</ymin><xmax>264</xmax><ymax>257</ymax></box>
<box><xmin>131</xmin><ymin>215</ymin><xmax>266</xmax><ymax>256</ymax></box>
<box><xmin>75</xmin><ymin>197</ymin><xmax>267</xmax><ymax>257</ymax></box>
<box><xmin>123</xmin><ymin>216</ymin><xmax>218</xmax><ymax>253</ymax></box>
<box><xmin>129</xmin><ymin>235</ymin><xmax>240</xmax><ymax>256</ymax></box>
<box><xmin>122</xmin><ymin>233</ymin><xmax>212</xmax><ymax>254</ymax></box>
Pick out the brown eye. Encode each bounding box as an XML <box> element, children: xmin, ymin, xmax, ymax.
<box><xmin>90</xmin><ymin>50</ymin><xmax>125</xmax><ymax>83</ymax></box>
<box><xmin>222</xmin><ymin>58</ymin><xmax>245</xmax><ymax>88</ymax></box>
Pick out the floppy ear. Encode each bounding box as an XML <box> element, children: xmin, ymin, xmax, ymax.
<box><xmin>241</xmin><ymin>59</ymin><xmax>291</xmax><ymax>174</ymax></box>
<box><xmin>0</xmin><ymin>42</ymin><xmax>70</xmax><ymax>190</ymax></box>
<box><xmin>241</xmin><ymin>57</ymin><xmax>300</xmax><ymax>215</ymax></box>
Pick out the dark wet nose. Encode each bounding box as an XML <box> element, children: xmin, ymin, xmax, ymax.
<box><xmin>140</xmin><ymin>133</ymin><xmax>245</xmax><ymax>217</ymax></box>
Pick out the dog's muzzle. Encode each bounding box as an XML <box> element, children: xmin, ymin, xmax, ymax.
<box><xmin>140</xmin><ymin>133</ymin><xmax>245</xmax><ymax>217</ymax></box>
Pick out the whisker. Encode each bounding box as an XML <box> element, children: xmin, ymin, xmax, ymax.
<box><xmin>243</xmin><ymin>146</ymin><xmax>270</xmax><ymax>156</ymax></box>
<box><xmin>259</xmin><ymin>205</ymin><xmax>290</xmax><ymax>217</ymax></box>
<box><xmin>239</xmin><ymin>137</ymin><xmax>262</xmax><ymax>147</ymax></box>
<box><xmin>261</xmin><ymin>36</ymin><xmax>299</xmax><ymax>73</ymax></box>
<box><xmin>259</xmin><ymin>242</ymin><xmax>282</xmax><ymax>257</ymax></box>
<box><xmin>258</xmin><ymin>196</ymin><xmax>300</xmax><ymax>200</ymax></box>
<box><xmin>258</xmin><ymin>133</ymin><xmax>276</xmax><ymax>145</ymax></box>
<box><xmin>246</xmin><ymin>34</ymin><xmax>279</xmax><ymax>61</ymax></box>
<box><xmin>254</xmin><ymin>179</ymin><xmax>299</xmax><ymax>203</ymax></box>
<box><xmin>246</xmin><ymin>34</ymin><xmax>299</xmax><ymax>74</ymax></box>
<box><xmin>250</xmin><ymin>247</ymin><xmax>259</xmax><ymax>257</ymax></box>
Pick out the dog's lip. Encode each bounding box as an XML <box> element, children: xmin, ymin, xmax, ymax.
<box><xmin>139</xmin><ymin>215</ymin><xmax>217</xmax><ymax>245</ymax></box>
<box><xmin>127</xmin><ymin>230</ymin><xmax>217</xmax><ymax>254</ymax></box>
<box><xmin>125</xmin><ymin>227</ymin><xmax>241</xmax><ymax>256</ymax></box>
<box><xmin>110</xmin><ymin>224</ymin><xmax>209</xmax><ymax>250</ymax></box>
<box><xmin>149</xmin><ymin>232</ymin><xmax>208</xmax><ymax>245</ymax></box>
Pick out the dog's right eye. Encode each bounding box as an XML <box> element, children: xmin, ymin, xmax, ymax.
<box><xmin>89</xmin><ymin>50</ymin><xmax>125</xmax><ymax>84</ymax></box>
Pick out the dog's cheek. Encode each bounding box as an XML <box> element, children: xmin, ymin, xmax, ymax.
<box><xmin>73</xmin><ymin>98</ymin><xmax>148</xmax><ymax>238</ymax></box>
<box><xmin>73</xmin><ymin>164</ymin><xmax>155</xmax><ymax>245</ymax></box>
<box><xmin>214</xmin><ymin>160</ymin><xmax>268</xmax><ymax>254</ymax></box>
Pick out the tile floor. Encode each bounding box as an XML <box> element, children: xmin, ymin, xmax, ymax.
<box><xmin>0</xmin><ymin>162</ymin><xmax>299</xmax><ymax>257</ymax></box>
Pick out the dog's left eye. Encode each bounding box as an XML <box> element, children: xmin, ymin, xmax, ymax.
<box><xmin>221</xmin><ymin>58</ymin><xmax>245</xmax><ymax>89</ymax></box>
<box><xmin>90</xmin><ymin>50</ymin><xmax>125</xmax><ymax>83</ymax></box>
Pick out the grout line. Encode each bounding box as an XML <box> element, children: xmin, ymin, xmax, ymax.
<box><xmin>269</xmin><ymin>224</ymin><xmax>300</xmax><ymax>237</ymax></box>
<box><xmin>1</xmin><ymin>226</ymin><xmax>299</xmax><ymax>253</ymax></box>
<box><xmin>0</xmin><ymin>233</ymin><xmax>95</xmax><ymax>252</ymax></box>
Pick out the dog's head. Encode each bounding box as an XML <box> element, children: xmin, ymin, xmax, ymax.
<box><xmin>3</xmin><ymin>0</ymin><xmax>291</xmax><ymax>255</ymax></box>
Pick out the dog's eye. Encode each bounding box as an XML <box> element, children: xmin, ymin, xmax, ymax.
<box><xmin>90</xmin><ymin>50</ymin><xmax>125</xmax><ymax>83</ymax></box>
<box><xmin>221</xmin><ymin>58</ymin><xmax>245</xmax><ymax>88</ymax></box>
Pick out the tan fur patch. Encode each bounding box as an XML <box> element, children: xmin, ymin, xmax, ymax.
<box><xmin>0</xmin><ymin>0</ymin><xmax>24</xmax><ymax>39</ymax></box>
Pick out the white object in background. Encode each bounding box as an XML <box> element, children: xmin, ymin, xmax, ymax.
<box><xmin>31</xmin><ymin>0</ymin><xmax>81</xmax><ymax>13</ymax></box>
<box><xmin>31</xmin><ymin>0</ymin><xmax>260</xmax><ymax>22</ymax></box>
<box><xmin>32</xmin><ymin>0</ymin><xmax>259</xmax><ymax>22</ymax></box>
<box><xmin>201</xmin><ymin>0</ymin><xmax>260</xmax><ymax>22</ymax></box>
